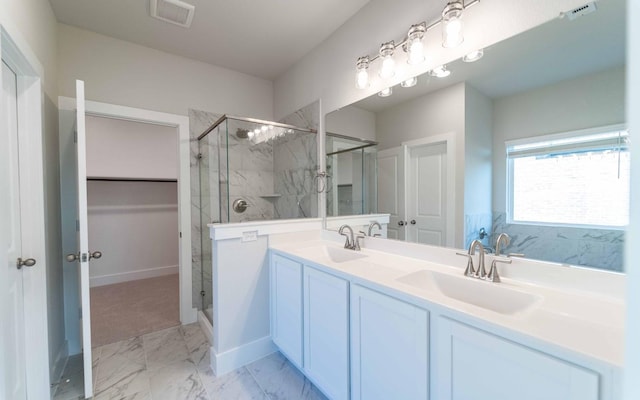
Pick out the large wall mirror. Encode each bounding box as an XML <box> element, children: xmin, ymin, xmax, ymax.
<box><xmin>324</xmin><ymin>0</ymin><xmax>626</xmax><ymax>272</ymax></box>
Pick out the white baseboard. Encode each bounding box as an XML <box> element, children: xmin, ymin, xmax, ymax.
<box><xmin>50</xmin><ymin>340</ymin><xmax>69</xmax><ymax>397</ymax></box>
<box><xmin>90</xmin><ymin>265</ymin><xmax>178</xmax><ymax>287</ymax></box>
<box><xmin>197</xmin><ymin>311</ymin><xmax>213</xmax><ymax>344</ymax></box>
<box><xmin>211</xmin><ymin>336</ymin><xmax>277</xmax><ymax>377</ymax></box>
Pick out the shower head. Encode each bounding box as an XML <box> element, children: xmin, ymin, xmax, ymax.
<box><xmin>236</xmin><ymin>128</ymin><xmax>251</xmax><ymax>139</ymax></box>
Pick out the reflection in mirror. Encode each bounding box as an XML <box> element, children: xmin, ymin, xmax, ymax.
<box><xmin>325</xmin><ymin>0</ymin><xmax>626</xmax><ymax>271</ymax></box>
<box><xmin>325</xmin><ymin>133</ymin><xmax>377</xmax><ymax>217</ymax></box>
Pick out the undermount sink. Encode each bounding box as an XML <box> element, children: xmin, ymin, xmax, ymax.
<box><xmin>397</xmin><ymin>270</ymin><xmax>542</xmax><ymax>315</ymax></box>
<box><xmin>295</xmin><ymin>245</ymin><xmax>368</xmax><ymax>264</ymax></box>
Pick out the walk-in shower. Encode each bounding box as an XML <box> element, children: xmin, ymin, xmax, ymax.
<box><xmin>195</xmin><ymin>115</ymin><xmax>319</xmax><ymax>323</ymax></box>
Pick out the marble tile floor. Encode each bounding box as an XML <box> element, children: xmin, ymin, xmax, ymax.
<box><xmin>53</xmin><ymin>324</ymin><xmax>327</xmax><ymax>400</ymax></box>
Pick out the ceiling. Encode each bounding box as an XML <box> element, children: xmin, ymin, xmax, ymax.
<box><xmin>353</xmin><ymin>0</ymin><xmax>625</xmax><ymax>113</ymax></box>
<box><xmin>49</xmin><ymin>0</ymin><xmax>370</xmax><ymax>80</ymax></box>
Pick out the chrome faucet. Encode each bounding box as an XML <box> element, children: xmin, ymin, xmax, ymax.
<box><xmin>495</xmin><ymin>233</ymin><xmax>510</xmax><ymax>256</ymax></box>
<box><xmin>456</xmin><ymin>239</ymin><xmax>486</xmax><ymax>278</ymax></box>
<box><xmin>469</xmin><ymin>240</ymin><xmax>487</xmax><ymax>278</ymax></box>
<box><xmin>338</xmin><ymin>225</ymin><xmax>365</xmax><ymax>250</ymax></box>
<box><xmin>338</xmin><ymin>225</ymin><xmax>354</xmax><ymax>249</ymax></box>
<box><xmin>368</xmin><ymin>221</ymin><xmax>382</xmax><ymax>237</ymax></box>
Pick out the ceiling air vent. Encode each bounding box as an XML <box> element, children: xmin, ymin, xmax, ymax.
<box><xmin>150</xmin><ymin>0</ymin><xmax>195</xmax><ymax>28</ymax></box>
<box><xmin>564</xmin><ymin>2</ymin><xmax>597</xmax><ymax>21</ymax></box>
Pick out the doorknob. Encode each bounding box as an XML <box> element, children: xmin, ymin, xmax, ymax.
<box><xmin>66</xmin><ymin>253</ymin><xmax>80</xmax><ymax>262</ymax></box>
<box><xmin>90</xmin><ymin>251</ymin><xmax>102</xmax><ymax>260</ymax></box>
<box><xmin>66</xmin><ymin>251</ymin><xmax>102</xmax><ymax>262</ymax></box>
<box><xmin>410</xmin><ymin>220</ymin><xmax>416</xmax><ymax>225</ymax></box>
<box><xmin>16</xmin><ymin>258</ymin><xmax>36</xmax><ymax>269</ymax></box>
<box><xmin>398</xmin><ymin>221</ymin><xmax>407</xmax><ymax>226</ymax></box>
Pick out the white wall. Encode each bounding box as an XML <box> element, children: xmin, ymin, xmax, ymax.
<box><xmin>57</xmin><ymin>23</ymin><xmax>274</xmax><ymax>119</ymax></box>
<box><xmin>86</xmin><ymin>115</ymin><xmax>178</xmax><ymax>180</ymax></box>
<box><xmin>492</xmin><ymin>66</ymin><xmax>625</xmax><ymax>212</ymax></box>
<box><xmin>273</xmin><ymin>0</ymin><xmax>590</xmax><ymax>120</ymax></box>
<box><xmin>87</xmin><ymin>181</ymin><xmax>179</xmax><ymax>286</ymax></box>
<box><xmin>0</xmin><ymin>0</ymin><xmax>67</xmax><ymax>384</ymax></box>
<box><xmin>325</xmin><ymin>105</ymin><xmax>376</xmax><ymax>141</ymax></box>
<box><xmin>376</xmin><ymin>83</ymin><xmax>466</xmax><ymax>246</ymax></box>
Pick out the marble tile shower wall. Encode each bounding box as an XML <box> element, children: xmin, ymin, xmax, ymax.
<box><xmin>492</xmin><ymin>211</ymin><xmax>624</xmax><ymax>272</ymax></box>
<box><xmin>277</xmin><ymin>101</ymin><xmax>320</xmax><ymax>219</ymax></box>
<box><xmin>464</xmin><ymin>213</ymin><xmax>494</xmax><ymax>249</ymax></box>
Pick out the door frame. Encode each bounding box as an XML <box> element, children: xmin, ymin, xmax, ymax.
<box><xmin>1</xmin><ymin>24</ymin><xmax>51</xmax><ymax>399</ymax></box>
<box><xmin>58</xmin><ymin>96</ymin><xmax>197</xmax><ymax>325</ymax></box>
<box><xmin>402</xmin><ymin>132</ymin><xmax>456</xmax><ymax>247</ymax></box>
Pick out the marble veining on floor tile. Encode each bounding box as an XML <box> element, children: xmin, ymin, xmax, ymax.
<box><xmin>148</xmin><ymin>359</ymin><xmax>208</xmax><ymax>400</ymax></box>
<box><xmin>143</xmin><ymin>326</ymin><xmax>191</xmax><ymax>371</ymax></box>
<box><xmin>247</xmin><ymin>352</ymin><xmax>328</xmax><ymax>400</ymax></box>
<box><xmin>199</xmin><ymin>367</ymin><xmax>268</xmax><ymax>400</ymax></box>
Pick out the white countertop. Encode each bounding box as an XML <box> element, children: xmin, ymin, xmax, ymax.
<box><xmin>269</xmin><ymin>238</ymin><xmax>624</xmax><ymax>368</ymax></box>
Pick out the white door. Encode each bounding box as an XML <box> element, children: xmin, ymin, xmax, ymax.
<box><xmin>377</xmin><ymin>147</ymin><xmax>405</xmax><ymax>240</ymax></box>
<box><xmin>406</xmin><ymin>142</ymin><xmax>447</xmax><ymax>246</ymax></box>
<box><xmin>2</xmin><ymin>60</ymin><xmax>27</xmax><ymax>400</ymax></box>
<box><xmin>67</xmin><ymin>80</ymin><xmax>95</xmax><ymax>398</ymax></box>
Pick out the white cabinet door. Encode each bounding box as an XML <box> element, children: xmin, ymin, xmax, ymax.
<box><xmin>270</xmin><ymin>253</ymin><xmax>303</xmax><ymax>368</ymax></box>
<box><xmin>303</xmin><ymin>266</ymin><xmax>349</xmax><ymax>400</ymax></box>
<box><xmin>434</xmin><ymin>317</ymin><xmax>600</xmax><ymax>400</ymax></box>
<box><xmin>351</xmin><ymin>285</ymin><xmax>429</xmax><ymax>400</ymax></box>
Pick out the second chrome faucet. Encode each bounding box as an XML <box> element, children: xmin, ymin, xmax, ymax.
<box><xmin>457</xmin><ymin>234</ymin><xmax>515</xmax><ymax>283</ymax></box>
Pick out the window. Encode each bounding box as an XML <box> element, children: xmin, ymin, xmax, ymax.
<box><xmin>506</xmin><ymin>126</ymin><xmax>629</xmax><ymax>228</ymax></box>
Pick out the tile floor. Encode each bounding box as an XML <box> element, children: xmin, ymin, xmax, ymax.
<box><xmin>52</xmin><ymin>324</ymin><xmax>327</xmax><ymax>400</ymax></box>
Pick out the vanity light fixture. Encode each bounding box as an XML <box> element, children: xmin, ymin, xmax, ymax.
<box><xmin>404</xmin><ymin>23</ymin><xmax>427</xmax><ymax>65</ymax></box>
<box><xmin>379</xmin><ymin>41</ymin><xmax>396</xmax><ymax>79</ymax></box>
<box><xmin>354</xmin><ymin>0</ymin><xmax>479</xmax><ymax>90</ymax></box>
<box><xmin>462</xmin><ymin>48</ymin><xmax>484</xmax><ymax>62</ymax></box>
<box><xmin>378</xmin><ymin>87</ymin><xmax>393</xmax><ymax>97</ymax></box>
<box><xmin>401</xmin><ymin>77</ymin><xmax>418</xmax><ymax>88</ymax></box>
<box><xmin>355</xmin><ymin>56</ymin><xmax>370</xmax><ymax>89</ymax></box>
<box><xmin>429</xmin><ymin>65</ymin><xmax>451</xmax><ymax>78</ymax></box>
<box><xmin>442</xmin><ymin>1</ymin><xmax>464</xmax><ymax>48</ymax></box>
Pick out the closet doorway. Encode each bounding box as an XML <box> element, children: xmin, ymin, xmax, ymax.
<box><xmin>85</xmin><ymin>115</ymin><xmax>181</xmax><ymax>347</ymax></box>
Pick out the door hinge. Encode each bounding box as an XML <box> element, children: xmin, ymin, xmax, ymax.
<box><xmin>179</xmin><ymin>232</ymin><xmax>182</xmax><ymax>238</ymax></box>
<box><xmin>78</xmin><ymin>307</ymin><xmax>82</xmax><ymax>319</ymax></box>
<box><xmin>74</xmin><ymin>129</ymin><xmax>77</xmax><ymax>144</ymax></box>
<box><xmin>200</xmin><ymin>290</ymin><xmax>206</xmax><ymax>297</ymax></box>
<box><xmin>76</xmin><ymin>219</ymin><xmax>79</xmax><ymax>231</ymax></box>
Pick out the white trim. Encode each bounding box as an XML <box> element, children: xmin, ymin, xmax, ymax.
<box><xmin>504</xmin><ymin>123</ymin><xmax>627</xmax><ymax>148</ymax></box>
<box><xmin>209</xmin><ymin>218</ymin><xmax>323</xmax><ymax>241</ymax></box>
<box><xmin>197</xmin><ymin>311</ymin><xmax>214</xmax><ymax>344</ymax></box>
<box><xmin>325</xmin><ymin>213</ymin><xmax>390</xmax><ymax>230</ymax></box>
<box><xmin>58</xmin><ymin>96</ymin><xmax>195</xmax><ymax>324</ymax></box>
<box><xmin>90</xmin><ymin>266</ymin><xmax>179</xmax><ymax>287</ymax></box>
<box><xmin>1</xmin><ymin>24</ymin><xmax>51</xmax><ymax>400</ymax></box>
<box><xmin>211</xmin><ymin>336</ymin><xmax>277</xmax><ymax>376</ymax></box>
<box><xmin>402</xmin><ymin>132</ymin><xmax>457</xmax><ymax>247</ymax></box>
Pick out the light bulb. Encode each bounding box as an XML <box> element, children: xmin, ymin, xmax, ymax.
<box><xmin>405</xmin><ymin>23</ymin><xmax>426</xmax><ymax>65</ymax></box>
<box><xmin>355</xmin><ymin>56</ymin><xmax>370</xmax><ymax>89</ymax></box>
<box><xmin>253</xmin><ymin>128</ymin><xmax>260</xmax><ymax>135</ymax></box>
<box><xmin>378</xmin><ymin>87</ymin><xmax>393</xmax><ymax>97</ymax></box>
<box><xmin>442</xmin><ymin>1</ymin><xmax>464</xmax><ymax>48</ymax></box>
<box><xmin>378</xmin><ymin>41</ymin><xmax>396</xmax><ymax>79</ymax></box>
<box><xmin>261</xmin><ymin>125</ymin><xmax>268</xmax><ymax>132</ymax></box>
<box><xmin>401</xmin><ymin>77</ymin><xmax>417</xmax><ymax>88</ymax></box>
<box><xmin>247</xmin><ymin>131</ymin><xmax>254</xmax><ymax>139</ymax></box>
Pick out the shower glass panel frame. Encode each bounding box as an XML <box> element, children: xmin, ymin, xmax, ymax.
<box><xmin>196</xmin><ymin>115</ymin><xmax>318</xmax><ymax>322</ymax></box>
<box><xmin>325</xmin><ymin>133</ymin><xmax>378</xmax><ymax>217</ymax></box>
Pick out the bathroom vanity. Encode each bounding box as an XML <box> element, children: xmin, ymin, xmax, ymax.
<box><xmin>269</xmin><ymin>234</ymin><xmax>623</xmax><ymax>400</ymax></box>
